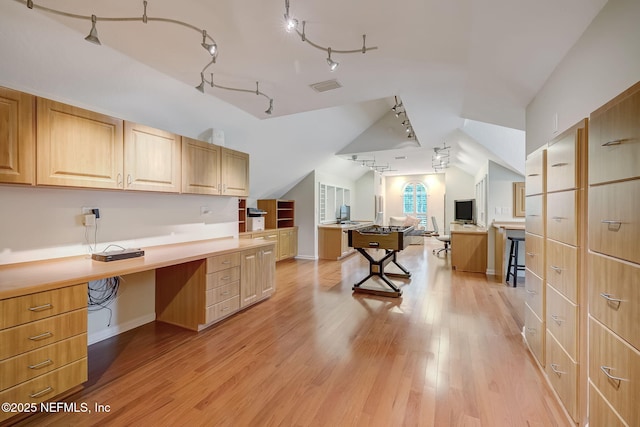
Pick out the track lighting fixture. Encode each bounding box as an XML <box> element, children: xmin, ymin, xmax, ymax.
<box><xmin>326</xmin><ymin>48</ymin><xmax>339</xmax><ymax>72</ymax></box>
<box><xmin>432</xmin><ymin>143</ymin><xmax>451</xmax><ymax>171</ymax></box>
<box><xmin>284</xmin><ymin>0</ymin><xmax>378</xmax><ymax>69</ymax></box>
<box><xmin>197</xmin><ymin>68</ymin><xmax>274</xmax><ymax>116</ymax></box>
<box><xmin>18</xmin><ymin>0</ymin><xmax>272</xmax><ymax>113</ymax></box>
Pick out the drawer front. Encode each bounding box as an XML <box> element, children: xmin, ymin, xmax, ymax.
<box><xmin>545</xmin><ymin>330</ymin><xmax>578</xmax><ymax>421</ymax></box>
<box><xmin>0</xmin><ymin>284</ymin><xmax>86</xmax><ymax>330</ymax></box>
<box><xmin>0</xmin><ymin>357</ymin><xmax>87</xmax><ymax>422</ymax></box>
<box><xmin>205</xmin><ymin>296</ymin><xmax>240</xmax><ymax>324</ymax></box>
<box><xmin>589</xmin><ymin>382</ymin><xmax>626</xmax><ymax>427</ymax></box>
<box><xmin>589</xmin><ymin>84</ymin><xmax>640</xmax><ymax>185</ymax></box>
<box><xmin>589</xmin><ymin>180</ymin><xmax>640</xmax><ymax>264</ymax></box>
<box><xmin>206</xmin><ymin>252</ymin><xmax>240</xmax><ymax>273</ymax></box>
<box><xmin>524</xmin><ymin>303</ymin><xmax>545</xmax><ymax>367</ymax></box>
<box><xmin>0</xmin><ymin>309</ymin><xmax>87</xmax><ymax>360</ymax></box>
<box><xmin>0</xmin><ymin>334</ymin><xmax>87</xmax><ymax>391</ymax></box>
<box><xmin>546</xmin><ymin>239</ymin><xmax>578</xmax><ymax>303</ymax></box>
<box><xmin>525</xmin><ymin>194</ymin><xmax>544</xmax><ymax>236</ymax></box>
<box><xmin>547</xmin><ymin>130</ymin><xmax>579</xmax><ymax>192</ymax></box>
<box><xmin>546</xmin><ymin>285</ymin><xmax>578</xmax><ymax>360</ymax></box>
<box><xmin>524</xmin><ymin>232</ymin><xmax>545</xmax><ymax>278</ymax></box>
<box><xmin>206</xmin><ymin>266</ymin><xmax>240</xmax><ymax>290</ymax></box>
<box><xmin>525</xmin><ymin>149</ymin><xmax>546</xmax><ymax>196</ymax></box>
<box><xmin>524</xmin><ymin>269</ymin><xmax>544</xmax><ymax>320</ymax></box>
<box><xmin>205</xmin><ymin>281</ymin><xmax>240</xmax><ymax>307</ymax></box>
<box><xmin>589</xmin><ymin>317</ymin><xmax>640</xmax><ymax>427</ymax></box>
<box><xmin>588</xmin><ymin>252</ymin><xmax>640</xmax><ymax>351</ymax></box>
<box><xmin>547</xmin><ymin>190</ymin><xmax>578</xmax><ymax>246</ymax></box>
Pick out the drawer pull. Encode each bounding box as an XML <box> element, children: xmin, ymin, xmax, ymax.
<box><xmin>526</xmin><ymin>327</ymin><xmax>536</xmax><ymax>334</ymax></box>
<box><xmin>28</xmin><ymin>332</ymin><xmax>53</xmax><ymax>341</ymax></box>
<box><xmin>28</xmin><ymin>303</ymin><xmax>53</xmax><ymax>312</ymax></box>
<box><xmin>28</xmin><ymin>359</ymin><xmax>53</xmax><ymax>370</ymax></box>
<box><xmin>526</xmin><ymin>252</ymin><xmax>536</xmax><ymax>257</ymax></box>
<box><xmin>221</xmin><ymin>291</ymin><xmax>230</xmax><ymax>296</ymax></box>
<box><xmin>600</xmin><ymin>366</ymin><xmax>627</xmax><ymax>389</ymax></box>
<box><xmin>550</xmin><ymin>265</ymin><xmax>562</xmax><ymax>273</ymax></box>
<box><xmin>550</xmin><ymin>364</ymin><xmax>565</xmax><ymax>376</ymax></box>
<box><xmin>527</xmin><ymin>214</ymin><xmax>540</xmax><ymax>217</ymax></box>
<box><xmin>601</xmin><ymin>139</ymin><xmax>627</xmax><ymax>147</ymax></box>
<box><xmin>222</xmin><ymin>260</ymin><xmax>231</xmax><ymax>264</ymax></box>
<box><xmin>599</xmin><ymin>293</ymin><xmax>623</xmax><ymax>309</ymax></box>
<box><xmin>550</xmin><ymin>162</ymin><xmax>569</xmax><ymax>168</ymax></box>
<box><xmin>550</xmin><ymin>314</ymin><xmax>564</xmax><ymax>325</ymax></box>
<box><xmin>221</xmin><ymin>306</ymin><xmax>230</xmax><ymax>312</ymax></box>
<box><xmin>525</xmin><ymin>289</ymin><xmax>537</xmax><ymax>295</ymax></box>
<box><xmin>29</xmin><ymin>386</ymin><xmax>53</xmax><ymax>398</ymax></box>
<box><xmin>527</xmin><ymin>173</ymin><xmax>540</xmax><ymax>177</ymax></box>
<box><xmin>601</xmin><ymin>220</ymin><xmax>622</xmax><ymax>231</ymax></box>
<box><xmin>221</xmin><ymin>276</ymin><xmax>231</xmax><ymax>280</ymax></box>
<box><xmin>551</xmin><ymin>216</ymin><xmax>565</xmax><ymax>222</ymax></box>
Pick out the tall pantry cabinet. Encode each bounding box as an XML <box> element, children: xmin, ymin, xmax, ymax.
<box><xmin>587</xmin><ymin>81</ymin><xmax>640</xmax><ymax>427</ymax></box>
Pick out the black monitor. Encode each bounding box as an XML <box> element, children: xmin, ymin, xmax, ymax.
<box><xmin>338</xmin><ymin>205</ymin><xmax>351</xmax><ymax>223</ymax></box>
<box><xmin>454</xmin><ymin>199</ymin><xmax>475</xmax><ymax>224</ymax></box>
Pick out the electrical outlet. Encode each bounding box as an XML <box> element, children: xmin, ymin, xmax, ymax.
<box><xmin>82</xmin><ymin>207</ymin><xmax>100</xmax><ymax>219</ymax></box>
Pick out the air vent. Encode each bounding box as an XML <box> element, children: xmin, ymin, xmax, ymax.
<box><xmin>309</xmin><ymin>79</ymin><xmax>342</xmax><ymax>93</ymax></box>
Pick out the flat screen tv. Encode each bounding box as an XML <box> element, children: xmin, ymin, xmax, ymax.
<box><xmin>339</xmin><ymin>205</ymin><xmax>351</xmax><ymax>223</ymax></box>
<box><xmin>454</xmin><ymin>199</ymin><xmax>475</xmax><ymax>224</ymax></box>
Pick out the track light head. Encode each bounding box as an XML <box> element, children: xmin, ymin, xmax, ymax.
<box><xmin>285</xmin><ymin>16</ymin><xmax>298</xmax><ymax>32</ymax></box>
<box><xmin>326</xmin><ymin>48</ymin><xmax>339</xmax><ymax>72</ymax></box>
<box><xmin>201</xmin><ymin>30</ymin><xmax>218</xmax><ymax>59</ymax></box>
<box><xmin>195</xmin><ymin>73</ymin><xmax>205</xmax><ymax>93</ymax></box>
<box><xmin>265</xmin><ymin>98</ymin><xmax>273</xmax><ymax>115</ymax></box>
<box><xmin>85</xmin><ymin>15</ymin><xmax>101</xmax><ymax>45</ymax></box>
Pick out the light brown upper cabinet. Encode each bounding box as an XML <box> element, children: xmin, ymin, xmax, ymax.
<box><xmin>124</xmin><ymin>121</ymin><xmax>181</xmax><ymax>193</ymax></box>
<box><xmin>36</xmin><ymin>98</ymin><xmax>124</xmax><ymax>189</ymax></box>
<box><xmin>221</xmin><ymin>147</ymin><xmax>249</xmax><ymax>197</ymax></box>
<box><xmin>182</xmin><ymin>137</ymin><xmax>222</xmax><ymax>195</ymax></box>
<box><xmin>0</xmin><ymin>87</ymin><xmax>35</xmax><ymax>185</ymax></box>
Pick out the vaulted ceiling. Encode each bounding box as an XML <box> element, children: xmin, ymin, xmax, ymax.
<box><xmin>0</xmin><ymin>0</ymin><xmax>608</xmax><ymax>197</ymax></box>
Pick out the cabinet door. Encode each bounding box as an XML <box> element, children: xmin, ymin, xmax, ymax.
<box><xmin>240</xmin><ymin>249</ymin><xmax>259</xmax><ymax>307</ymax></box>
<box><xmin>0</xmin><ymin>87</ymin><xmax>35</xmax><ymax>185</ymax></box>
<box><xmin>124</xmin><ymin>121</ymin><xmax>181</xmax><ymax>192</ymax></box>
<box><xmin>182</xmin><ymin>137</ymin><xmax>221</xmax><ymax>195</ymax></box>
<box><xmin>37</xmin><ymin>98</ymin><xmax>123</xmax><ymax>189</ymax></box>
<box><xmin>279</xmin><ymin>229</ymin><xmax>291</xmax><ymax>260</ymax></box>
<box><xmin>221</xmin><ymin>147</ymin><xmax>249</xmax><ymax>196</ymax></box>
<box><xmin>259</xmin><ymin>246</ymin><xmax>276</xmax><ymax>297</ymax></box>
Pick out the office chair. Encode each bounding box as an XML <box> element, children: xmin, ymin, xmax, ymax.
<box><xmin>430</xmin><ymin>217</ymin><xmax>451</xmax><ymax>256</ymax></box>
<box><xmin>422</xmin><ymin>216</ymin><xmax>439</xmax><ymax>237</ymax></box>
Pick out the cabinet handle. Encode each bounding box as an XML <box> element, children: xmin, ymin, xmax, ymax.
<box><xmin>221</xmin><ymin>291</ymin><xmax>230</xmax><ymax>296</ymax></box>
<box><xmin>550</xmin><ymin>162</ymin><xmax>569</xmax><ymax>168</ymax></box>
<box><xmin>525</xmin><ymin>289</ymin><xmax>537</xmax><ymax>295</ymax></box>
<box><xmin>601</xmin><ymin>219</ymin><xmax>622</xmax><ymax>232</ymax></box>
<box><xmin>551</xmin><ymin>216</ymin><xmax>565</xmax><ymax>222</ymax></box>
<box><xmin>601</xmin><ymin>139</ymin><xmax>627</xmax><ymax>147</ymax></box>
<box><xmin>550</xmin><ymin>364</ymin><xmax>565</xmax><ymax>376</ymax></box>
<box><xmin>550</xmin><ymin>314</ymin><xmax>564</xmax><ymax>325</ymax></box>
<box><xmin>127</xmin><ymin>174</ymin><xmax>132</xmax><ymax>186</ymax></box>
<box><xmin>526</xmin><ymin>327</ymin><xmax>536</xmax><ymax>334</ymax></box>
<box><xmin>599</xmin><ymin>292</ymin><xmax>623</xmax><ymax>309</ymax></box>
<box><xmin>600</xmin><ymin>366</ymin><xmax>627</xmax><ymax>389</ymax></box>
<box><xmin>527</xmin><ymin>214</ymin><xmax>540</xmax><ymax>217</ymax></box>
<box><xmin>28</xmin><ymin>359</ymin><xmax>53</xmax><ymax>370</ymax></box>
<box><xmin>28</xmin><ymin>332</ymin><xmax>53</xmax><ymax>341</ymax></box>
<box><xmin>221</xmin><ymin>306</ymin><xmax>230</xmax><ymax>312</ymax></box>
<box><xmin>222</xmin><ymin>260</ymin><xmax>231</xmax><ymax>265</ymax></box>
<box><xmin>550</xmin><ymin>265</ymin><xmax>562</xmax><ymax>273</ymax></box>
<box><xmin>526</xmin><ymin>251</ymin><xmax>535</xmax><ymax>257</ymax></box>
<box><xmin>28</xmin><ymin>303</ymin><xmax>52</xmax><ymax>312</ymax></box>
<box><xmin>221</xmin><ymin>276</ymin><xmax>231</xmax><ymax>280</ymax></box>
<box><xmin>117</xmin><ymin>173</ymin><xmax>123</xmax><ymax>187</ymax></box>
<box><xmin>527</xmin><ymin>173</ymin><xmax>540</xmax><ymax>177</ymax></box>
<box><xmin>29</xmin><ymin>386</ymin><xmax>53</xmax><ymax>399</ymax></box>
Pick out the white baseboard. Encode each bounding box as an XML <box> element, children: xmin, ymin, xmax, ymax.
<box><xmin>88</xmin><ymin>313</ymin><xmax>156</xmax><ymax>345</ymax></box>
<box><xmin>293</xmin><ymin>255</ymin><xmax>316</xmax><ymax>261</ymax></box>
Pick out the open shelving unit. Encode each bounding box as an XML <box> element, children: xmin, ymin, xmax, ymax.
<box><xmin>257</xmin><ymin>199</ymin><xmax>295</xmax><ymax>229</ymax></box>
<box><xmin>238</xmin><ymin>198</ymin><xmax>247</xmax><ymax>233</ymax></box>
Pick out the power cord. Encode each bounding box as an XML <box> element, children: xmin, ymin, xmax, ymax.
<box><xmin>88</xmin><ymin>276</ymin><xmax>121</xmax><ymax>327</ymax></box>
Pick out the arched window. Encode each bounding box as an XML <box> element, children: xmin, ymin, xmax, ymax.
<box><xmin>402</xmin><ymin>182</ymin><xmax>427</xmax><ymax>226</ymax></box>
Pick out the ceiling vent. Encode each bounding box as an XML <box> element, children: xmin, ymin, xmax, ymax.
<box><xmin>309</xmin><ymin>79</ymin><xmax>342</xmax><ymax>93</ymax></box>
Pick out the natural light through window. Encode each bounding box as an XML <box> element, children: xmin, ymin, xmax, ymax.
<box><xmin>402</xmin><ymin>182</ymin><xmax>427</xmax><ymax>226</ymax></box>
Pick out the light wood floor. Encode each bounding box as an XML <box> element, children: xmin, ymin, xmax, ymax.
<box><xmin>16</xmin><ymin>238</ymin><xmax>569</xmax><ymax>426</ymax></box>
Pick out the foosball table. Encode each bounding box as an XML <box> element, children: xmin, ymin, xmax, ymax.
<box><xmin>348</xmin><ymin>225</ymin><xmax>414</xmax><ymax>297</ymax></box>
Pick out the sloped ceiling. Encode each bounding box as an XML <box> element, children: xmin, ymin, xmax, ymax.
<box><xmin>0</xmin><ymin>0</ymin><xmax>607</xmax><ymax>198</ymax></box>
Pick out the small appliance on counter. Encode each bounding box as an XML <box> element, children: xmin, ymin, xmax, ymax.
<box><xmin>247</xmin><ymin>207</ymin><xmax>268</xmax><ymax>231</ymax></box>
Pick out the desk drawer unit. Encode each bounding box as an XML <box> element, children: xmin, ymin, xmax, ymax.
<box><xmin>206</xmin><ymin>282</ymin><xmax>240</xmax><ymax>307</ymax></box>
<box><xmin>525</xmin><ymin>232</ymin><xmax>545</xmax><ymax>278</ymax></box>
<box><xmin>524</xmin><ymin>303</ymin><xmax>544</xmax><ymax>367</ymax></box>
<box><xmin>206</xmin><ymin>252</ymin><xmax>240</xmax><ymax>272</ymax></box>
<box><xmin>546</xmin><ymin>239</ymin><xmax>578</xmax><ymax>303</ymax></box>
<box><xmin>205</xmin><ymin>295</ymin><xmax>240</xmax><ymax>324</ymax></box>
<box><xmin>547</xmin><ymin>190</ymin><xmax>578</xmax><ymax>247</ymax></box>
<box><xmin>546</xmin><ymin>330</ymin><xmax>578</xmax><ymax>422</ymax></box>
<box><xmin>206</xmin><ymin>267</ymin><xmax>240</xmax><ymax>290</ymax></box>
<box><xmin>525</xmin><ymin>194</ymin><xmax>544</xmax><ymax>237</ymax></box>
<box><xmin>546</xmin><ymin>285</ymin><xmax>578</xmax><ymax>361</ymax></box>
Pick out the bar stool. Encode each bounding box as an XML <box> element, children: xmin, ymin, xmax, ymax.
<box><xmin>506</xmin><ymin>237</ymin><xmax>525</xmax><ymax>287</ymax></box>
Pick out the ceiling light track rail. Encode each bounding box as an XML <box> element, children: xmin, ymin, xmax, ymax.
<box><xmin>284</xmin><ymin>0</ymin><xmax>378</xmax><ymax>71</ymax></box>
<box><xmin>17</xmin><ymin>0</ymin><xmax>274</xmax><ymax>115</ymax></box>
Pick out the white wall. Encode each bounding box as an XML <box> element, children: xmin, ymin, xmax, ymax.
<box><xmin>353</xmin><ymin>171</ymin><xmax>383</xmax><ymax>221</ymax></box>
<box><xmin>526</xmin><ymin>0</ymin><xmax>640</xmax><ymax>154</ymax></box>
<box><xmin>444</xmin><ymin>168</ymin><xmax>475</xmax><ymax>232</ymax></box>
<box><xmin>282</xmin><ymin>172</ymin><xmax>315</xmax><ymax>259</ymax></box>
<box><xmin>384</xmin><ymin>174</ymin><xmax>445</xmax><ymax>231</ymax></box>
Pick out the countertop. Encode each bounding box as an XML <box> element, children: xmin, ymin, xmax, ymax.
<box><xmin>317</xmin><ymin>221</ymin><xmax>373</xmax><ymax>229</ymax></box>
<box><xmin>0</xmin><ymin>237</ymin><xmax>275</xmax><ymax>300</ymax></box>
<box><xmin>491</xmin><ymin>221</ymin><xmax>526</xmax><ymax>230</ymax></box>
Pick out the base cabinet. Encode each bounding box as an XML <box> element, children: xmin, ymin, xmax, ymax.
<box><xmin>241</xmin><ymin>246</ymin><xmax>276</xmax><ymax>307</ymax></box>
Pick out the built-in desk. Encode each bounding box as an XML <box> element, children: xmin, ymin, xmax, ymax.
<box><xmin>450</xmin><ymin>224</ymin><xmax>488</xmax><ymax>273</ymax></box>
<box><xmin>318</xmin><ymin>222</ymin><xmax>373</xmax><ymax>260</ymax></box>
<box><xmin>492</xmin><ymin>221</ymin><xmax>526</xmax><ymax>283</ymax></box>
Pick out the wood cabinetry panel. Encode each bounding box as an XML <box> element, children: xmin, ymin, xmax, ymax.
<box><xmin>0</xmin><ymin>333</ymin><xmax>86</xmax><ymax>391</ymax></box>
<box><xmin>181</xmin><ymin>137</ymin><xmax>221</xmax><ymax>195</ymax></box>
<box><xmin>546</xmin><ymin>284</ymin><xmax>578</xmax><ymax>361</ymax></box>
<box><xmin>547</xmin><ymin>190</ymin><xmax>578</xmax><ymax>246</ymax></box>
<box><xmin>525</xmin><ymin>148</ymin><xmax>546</xmax><ymax>196</ymax></box>
<box><xmin>545</xmin><ymin>330</ymin><xmax>578</xmax><ymax>422</ymax></box>
<box><xmin>589</xmin><ymin>179</ymin><xmax>640</xmax><ymax>264</ymax></box>
<box><xmin>589</xmin><ymin>81</ymin><xmax>640</xmax><ymax>185</ymax></box>
<box><xmin>207</xmin><ymin>253</ymin><xmax>241</xmax><ymax>273</ymax></box>
<box><xmin>0</xmin><ymin>309</ymin><xmax>87</xmax><ymax>360</ymax></box>
<box><xmin>0</xmin><ymin>87</ymin><xmax>35</xmax><ymax>185</ymax></box>
<box><xmin>545</xmin><ymin>240</ymin><xmax>578</xmax><ymax>303</ymax></box>
<box><xmin>206</xmin><ymin>267</ymin><xmax>240</xmax><ymax>290</ymax></box>
<box><xmin>205</xmin><ymin>282</ymin><xmax>240</xmax><ymax>307</ymax></box>
<box><xmin>547</xmin><ymin>125</ymin><xmax>580</xmax><ymax>193</ymax></box>
<box><xmin>588</xmin><ymin>382</ymin><xmax>626</xmax><ymax>427</ymax></box>
<box><xmin>221</xmin><ymin>147</ymin><xmax>249</xmax><ymax>196</ymax></box>
<box><xmin>525</xmin><ymin>194</ymin><xmax>544</xmax><ymax>236</ymax></box>
<box><xmin>524</xmin><ymin>232</ymin><xmax>544</xmax><ymax>278</ymax></box>
<box><xmin>0</xmin><ymin>284</ymin><xmax>86</xmax><ymax>330</ymax></box>
<box><xmin>36</xmin><ymin>98</ymin><xmax>123</xmax><ymax>189</ymax></box>
<box><xmin>589</xmin><ymin>317</ymin><xmax>640</xmax><ymax>427</ymax></box>
<box><xmin>124</xmin><ymin>122</ymin><xmax>181</xmax><ymax>192</ymax></box>
<box><xmin>588</xmin><ymin>252</ymin><xmax>640</xmax><ymax>352</ymax></box>
<box><xmin>524</xmin><ymin>303</ymin><xmax>545</xmax><ymax>367</ymax></box>
<box><xmin>524</xmin><ymin>269</ymin><xmax>544</xmax><ymax>320</ymax></box>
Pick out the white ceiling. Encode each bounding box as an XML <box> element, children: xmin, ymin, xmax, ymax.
<box><xmin>2</xmin><ymin>0</ymin><xmax>608</xmax><ymax>194</ymax></box>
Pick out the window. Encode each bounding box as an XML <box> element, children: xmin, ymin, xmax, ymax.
<box><xmin>402</xmin><ymin>182</ymin><xmax>427</xmax><ymax>226</ymax></box>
